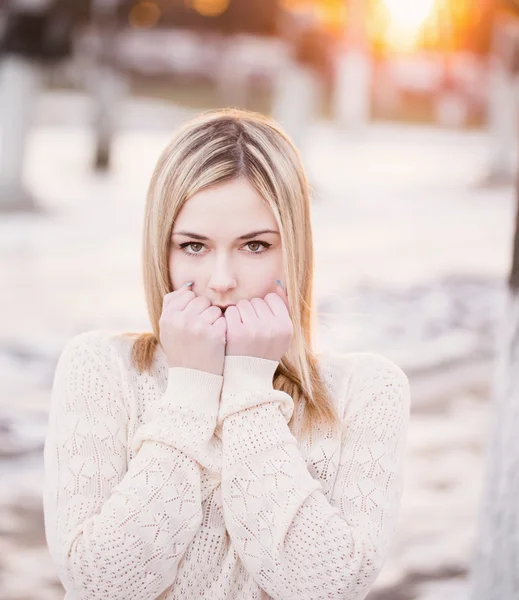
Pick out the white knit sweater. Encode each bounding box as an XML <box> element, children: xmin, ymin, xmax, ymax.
<box><xmin>43</xmin><ymin>329</ymin><xmax>410</xmax><ymax>600</ymax></box>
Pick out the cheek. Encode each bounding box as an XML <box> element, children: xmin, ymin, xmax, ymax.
<box><xmin>168</xmin><ymin>251</ymin><xmax>194</xmax><ymax>289</ymax></box>
<box><xmin>246</xmin><ymin>254</ymin><xmax>283</xmax><ymax>294</ymax></box>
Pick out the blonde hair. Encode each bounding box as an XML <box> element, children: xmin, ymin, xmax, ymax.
<box><xmin>122</xmin><ymin>107</ymin><xmax>340</xmax><ymax>438</ymax></box>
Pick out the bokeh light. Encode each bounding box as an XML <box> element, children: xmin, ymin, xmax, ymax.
<box><xmin>191</xmin><ymin>0</ymin><xmax>231</xmax><ymax>18</ymax></box>
<box><xmin>129</xmin><ymin>1</ymin><xmax>161</xmax><ymax>29</ymax></box>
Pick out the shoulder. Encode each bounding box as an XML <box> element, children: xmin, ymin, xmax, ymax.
<box><xmin>51</xmin><ymin>329</ymin><xmax>138</xmax><ymax>418</ymax></box>
<box><xmin>57</xmin><ymin>329</ymin><xmax>131</xmax><ymax>370</ymax></box>
<box><xmin>46</xmin><ymin>332</ymin><xmax>138</xmax><ymax>447</ymax></box>
<box><xmin>54</xmin><ymin>329</ymin><xmax>136</xmax><ymax>396</ymax></box>
<box><xmin>318</xmin><ymin>350</ymin><xmax>410</xmax><ymax>420</ymax></box>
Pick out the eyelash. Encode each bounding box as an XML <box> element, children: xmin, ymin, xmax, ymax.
<box><xmin>179</xmin><ymin>241</ymin><xmax>272</xmax><ymax>258</ymax></box>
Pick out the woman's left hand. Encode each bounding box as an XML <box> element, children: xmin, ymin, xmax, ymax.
<box><xmin>224</xmin><ymin>282</ymin><xmax>293</xmax><ymax>361</ymax></box>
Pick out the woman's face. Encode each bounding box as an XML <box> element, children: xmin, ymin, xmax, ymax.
<box><xmin>169</xmin><ymin>177</ymin><xmax>284</xmax><ymax>312</ymax></box>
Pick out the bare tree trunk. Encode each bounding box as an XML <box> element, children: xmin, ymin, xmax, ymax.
<box><xmin>468</xmin><ymin>161</ymin><xmax>519</xmax><ymax>599</ymax></box>
<box><xmin>333</xmin><ymin>0</ymin><xmax>371</xmax><ymax>132</ymax></box>
<box><xmin>272</xmin><ymin>8</ymin><xmax>324</xmax><ymax>151</ymax></box>
<box><xmin>88</xmin><ymin>0</ymin><xmax>125</xmax><ymax>172</ymax></box>
<box><xmin>271</xmin><ymin>54</ymin><xmax>320</xmax><ymax>150</ymax></box>
<box><xmin>0</xmin><ymin>0</ymin><xmax>52</xmax><ymax>212</ymax></box>
<box><xmin>484</xmin><ymin>16</ymin><xmax>519</xmax><ymax>185</ymax></box>
<box><xmin>0</xmin><ymin>0</ymin><xmax>74</xmax><ymax>211</ymax></box>
<box><xmin>0</xmin><ymin>53</ymin><xmax>42</xmax><ymax>212</ymax></box>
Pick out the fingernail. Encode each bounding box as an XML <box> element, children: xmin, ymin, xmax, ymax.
<box><xmin>276</xmin><ymin>279</ymin><xmax>285</xmax><ymax>290</ymax></box>
<box><xmin>183</xmin><ymin>281</ymin><xmax>194</xmax><ymax>287</ymax></box>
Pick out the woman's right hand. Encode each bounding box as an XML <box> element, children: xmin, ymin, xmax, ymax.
<box><xmin>159</xmin><ymin>285</ymin><xmax>227</xmax><ymax>376</ymax></box>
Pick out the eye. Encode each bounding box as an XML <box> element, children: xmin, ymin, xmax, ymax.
<box><xmin>244</xmin><ymin>241</ymin><xmax>271</xmax><ymax>254</ymax></box>
<box><xmin>179</xmin><ymin>242</ymin><xmax>206</xmax><ymax>256</ymax></box>
<box><xmin>178</xmin><ymin>240</ymin><xmax>272</xmax><ymax>257</ymax></box>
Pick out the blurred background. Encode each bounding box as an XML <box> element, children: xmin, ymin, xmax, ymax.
<box><xmin>1</xmin><ymin>0</ymin><xmax>519</xmax><ymax>598</ymax></box>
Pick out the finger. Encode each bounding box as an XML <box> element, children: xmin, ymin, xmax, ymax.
<box><xmin>212</xmin><ymin>316</ymin><xmax>227</xmax><ymax>340</ymax></box>
<box><xmin>199</xmin><ymin>305</ymin><xmax>223</xmax><ymax>325</ymax></box>
<box><xmin>163</xmin><ymin>288</ymin><xmax>196</xmax><ymax>312</ymax></box>
<box><xmin>264</xmin><ymin>292</ymin><xmax>289</xmax><ymax>317</ymax></box>
<box><xmin>236</xmin><ymin>299</ymin><xmax>257</xmax><ymax>323</ymax></box>
<box><xmin>224</xmin><ymin>305</ymin><xmax>242</xmax><ymax>327</ymax></box>
<box><xmin>250</xmin><ymin>297</ymin><xmax>274</xmax><ymax>320</ymax></box>
<box><xmin>183</xmin><ymin>295</ymin><xmax>211</xmax><ymax>315</ymax></box>
<box><xmin>163</xmin><ymin>283</ymin><xmax>194</xmax><ymax>309</ymax></box>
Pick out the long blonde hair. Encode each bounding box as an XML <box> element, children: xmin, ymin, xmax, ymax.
<box><xmin>123</xmin><ymin>107</ymin><xmax>340</xmax><ymax>438</ymax></box>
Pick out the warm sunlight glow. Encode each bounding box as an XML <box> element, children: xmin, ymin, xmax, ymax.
<box><xmin>380</xmin><ymin>0</ymin><xmax>436</xmax><ymax>52</ymax></box>
<box><xmin>382</xmin><ymin>0</ymin><xmax>435</xmax><ymax>29</ymax></box>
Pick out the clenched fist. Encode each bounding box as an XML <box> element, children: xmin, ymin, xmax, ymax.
<box><xmin>159</xmin><ymin>283</ymin><xmax>227</xmax><ymax>376</ymax></box>
<box><xmin>224</xmin><ymin>282</ymin><xmax>292</xmax><ymax>361</ymax></box>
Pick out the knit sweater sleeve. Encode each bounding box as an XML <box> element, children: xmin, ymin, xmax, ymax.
<box><xmin>217</xmin><ymin>353</ymin><xmax>410</xmax><ymax>600</ymax></box>
<box><xmin>43</xmin><ymin>330</ymin><xmax>223</xmax><ymax>600</ymax></box>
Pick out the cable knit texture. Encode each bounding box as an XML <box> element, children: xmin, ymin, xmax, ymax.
<box><xmin>43</xmin><ymin>329</ymin><xmax>411</xmax><ymax>600</ymax></box>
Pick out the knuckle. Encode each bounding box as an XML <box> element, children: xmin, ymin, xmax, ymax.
<box><xmin>226</xmin><ymin>305</ymin><xmax>238</xmax><ymax>314</ymax></box>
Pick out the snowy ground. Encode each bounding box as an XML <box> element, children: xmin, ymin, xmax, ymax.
<box><xmin>0</xmin><ymin>91</ymin><xmax>516</xmax><ymax>599</ymax></box>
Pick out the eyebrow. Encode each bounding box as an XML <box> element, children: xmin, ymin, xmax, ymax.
<box><xmin>172</xmin><ymin>229</ymin><xmax>280</xmax><ymax>241</ymax></box>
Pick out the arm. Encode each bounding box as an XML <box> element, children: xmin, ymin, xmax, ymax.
<box><xmin>43</xmin><ymin>331</ymin><xmax>223</xmax><ymax>600</ymax></box>
<box><xmin>218</xmin><ymin>353</ymin><xmax>410</xmax><ymax>600</ymax></box>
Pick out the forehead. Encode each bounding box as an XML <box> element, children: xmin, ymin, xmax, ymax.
<box><xmin>175</xmin><ymin>178</ymin><xmax>276</xmax><ymax>228</ymax></box>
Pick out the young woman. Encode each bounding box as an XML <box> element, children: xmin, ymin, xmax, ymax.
<box><xmin>43</xmin><ymin>107</ymin><xmax>410</xmax><ymax>600</ymax></box>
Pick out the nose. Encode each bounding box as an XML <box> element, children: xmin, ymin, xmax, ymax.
<box><xmin>208</xmin><ymin>254</ymin><xmax>237</xmax><ymax>295</ymax></box>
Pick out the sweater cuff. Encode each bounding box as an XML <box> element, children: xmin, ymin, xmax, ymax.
<box><xmin>164</xmin><ymin>367</ymin><xmax>224</xmax><ymax>417</ymax></box>
<box><xmin>218</xmin><ymin>355</ymin><xmax>293</xmax><ymax>425</ymax></box>
<box><xmin>222</xmin><ymin>355</ymin><xmax>279</xmax><ymax>394</ymax></box>
<box><xmin>131</xmin><ymin>367</ymin><xmax>223</xmax><ymax>473</ymax></box>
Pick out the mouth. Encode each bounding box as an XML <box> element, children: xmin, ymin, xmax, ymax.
<box><xmin>215</xmin><ymin>305</ymin><xmax>233</xmax><ymax>312</ymax></box>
